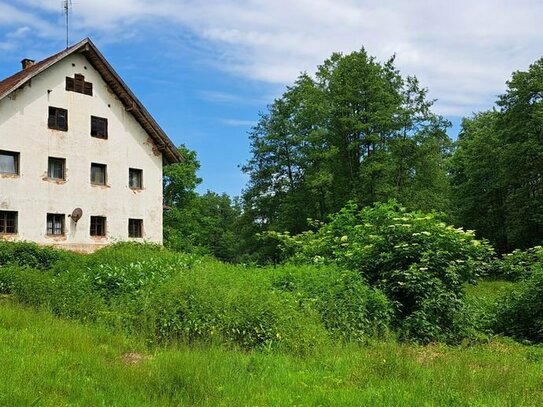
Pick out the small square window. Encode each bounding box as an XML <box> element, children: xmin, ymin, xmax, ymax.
<box><xmin>46</xmin><ymin>213</ymin><xmax>65</xmax><ymax>236</ymax></box>
<box><xmin>0</xmin><ymin>211</ymin><xmax>17</xmax><ymax>234</ymax></box>
<box><xmin>90</xmin><ymin>216</ymin><xmax>106</xmax><ymax>237</ymax></box>
<box><xmin>48</xmin><ymin>157</ymin><xmax>65</xmax><ymax>180</ymax></box>
<box><xmin>48</xmin><ymin>107</ymin><xmax>68</xmax><ymax>131</ymax></box>
<box><xmin>0</xmin><ymin>150</ymin><xmax>19</xmax><ymax>174</ymax></box>
<box><xmin>129</xmin><ymin>168</ymin><xmax>143</xmax><ymax>189</ymax></box>
<box><xmin>128</xmin><ymin>218</ymin><xmax>143</xmax><ymax>238</ymax></box>
<box><xmin>91</xmin><ymin>116</ymin><xmax>108</xmax><ymax>139</ymax></box>
<box><xmin>90</xmin><ymin>163</ymin><xmax>107</xmax><ymax>185</ymax></box>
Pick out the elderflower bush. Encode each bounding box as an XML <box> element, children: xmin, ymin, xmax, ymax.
<box><xmin>274</xmin><ymin>201</ymin><xmax>495</xmax><ymax>343</ymax></box>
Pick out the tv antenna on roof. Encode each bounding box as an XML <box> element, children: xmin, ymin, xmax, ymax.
<box><xmin>62</xmin><ymin>0</ymin><xmax>72</xmax><ymax>49</ymax></box>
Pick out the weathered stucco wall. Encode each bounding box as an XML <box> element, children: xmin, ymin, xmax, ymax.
<box><xmin>0</xmin><ymin>53</ymin><xmax>164</xmax><ymax>251</ymax></box>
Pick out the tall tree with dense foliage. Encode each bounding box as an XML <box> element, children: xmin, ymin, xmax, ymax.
<box><xmin>163</xmin><ymin>145</ymin><xmax>202</xmax><ymax>208</ymax></box>
<box><xmin>242</xmin><ymin>49</ymin><xmax>451</xmax><ymax>241</ymax></box>
<box><xmin>449</xmin><ymin>111</ymin><xmax>507</xmax><ymax>250</ymax></box>
<box><xmin>451</xmin><ymin>58</ymin><xmax>543</xmax><ymax>251</ymax></box>
<box><xmin>163</xmin><ymin>146</ymin><xmax>242</xmax><ymax>261</ymax></box>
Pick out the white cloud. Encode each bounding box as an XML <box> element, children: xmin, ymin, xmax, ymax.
<box><xmin>3</xmin><ymin>0</ymin><xmax>543</xmax><ymax>116</ymax></box>
<box><xmin>218</xmin><ymin>118</ymin><xmax>255</xmax><ymax>127</ymax></box>
<box><xmin>199</xmin><ymin>90</ymin><xmax>243</xmax><ymax>104</ymax></box>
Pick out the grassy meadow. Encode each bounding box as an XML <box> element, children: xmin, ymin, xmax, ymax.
<box><xmin>2</xmin><ymin>298</ymin><xmax>543</xmax><ymax>407</ymax></box>
<box><xmin>1</xmin><ymin>241</ymin><xmax>543</xmax><ymax>406</ymax></box>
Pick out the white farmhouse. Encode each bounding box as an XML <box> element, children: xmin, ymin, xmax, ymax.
<box><xmin>0</xmin><ymin>38</ymin><xmax>181</xmax><ymax>251</ymax></box>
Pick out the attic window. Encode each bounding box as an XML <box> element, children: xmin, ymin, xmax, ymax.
<box><xmin>66</xmin><ymin>74</ymin><xmax>93</xmax><ymax>96</ymax></box>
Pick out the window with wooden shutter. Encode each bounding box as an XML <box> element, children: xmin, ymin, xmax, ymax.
<box><xmin>66</xmin><ymin>74</ymin><xmax>93</xmax><ymax>96</ymax></box>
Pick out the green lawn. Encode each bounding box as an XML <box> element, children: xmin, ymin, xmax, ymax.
<box><xmin>1</xmin><ymin>297</ymin><xmax>543</xmax><ymax>407</ymax></box>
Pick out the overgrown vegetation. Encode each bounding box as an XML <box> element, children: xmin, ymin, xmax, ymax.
<box><xmin>494</xmin><ymin>269</ymin><xmax>543</xmax><ymax>342</ymax></box>
<box><xmin>0</xmin><ymin>242</ymin><xmax>391</xmax><ymax>353</ymax></box>
<box><xmin>272</xmin><ymin>201</ymin><xmax>494</xmax><ymax>343</ymax></box>
<box><xmin>450</xmin><ymin>58</ymin><xmax>543</xmax><ymax>252</ymax></box>
<box><xmin>492</xmin><ymin>246</ymin><xmax>543</xmax><ymax>281</ymax></box>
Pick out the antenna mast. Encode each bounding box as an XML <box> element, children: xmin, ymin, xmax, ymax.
<box><xmin>63</xmin><ymin>0</ymin><xmax>72</xmax><ymax>48</ymax></box>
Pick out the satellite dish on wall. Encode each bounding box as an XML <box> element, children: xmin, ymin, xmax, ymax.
<box><xmin>70</xmin><ymin>208</ymin><xmax>83</xmax><ymax>223</ymax></box>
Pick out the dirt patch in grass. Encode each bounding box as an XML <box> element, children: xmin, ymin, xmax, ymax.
<box><xmin>119</xmin><ymin>352</ymin><xmax>152</xmax><ymax>365</ymax></box>
<box><xmin>414</xmin><ymin>344</ymin><xmax>444</xmax><ymax>365</ymax></box>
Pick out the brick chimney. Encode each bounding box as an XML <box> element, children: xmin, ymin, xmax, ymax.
<box><xmin>21</xmin><ymin>58</ymin><xmax>35</xmax><ymax>70</ymax></box>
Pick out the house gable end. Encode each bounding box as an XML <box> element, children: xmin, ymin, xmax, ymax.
<box><xmin>0</xmin><ymin>38</ymin><xmax>180</xmax><ymax>164</ymax></box>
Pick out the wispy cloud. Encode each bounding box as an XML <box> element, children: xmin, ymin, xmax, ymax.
<box><xmin>199</xmin><ymin>90</ymin><xmax>242</xmax><ymax>104</ymax></box>
<box><xmin>3</xmin><ymin>0</ymin><xmax>543</xmax><ymax>116</ymax></box>
<box><xmin>218</xmin><ymin>118</ymin><xmax>255</xmax><ymax>127</ymax></box>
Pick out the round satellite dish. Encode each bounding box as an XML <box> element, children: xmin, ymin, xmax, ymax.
<box><xmin>71</xmin><ymin>208</ymin><xmax>83</xmax><ymax>223</ymax></box>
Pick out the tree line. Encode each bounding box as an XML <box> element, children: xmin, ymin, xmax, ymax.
<box><xmin>164</xmin><ymin>49</ymin><xmax>543</xmax><ymax>261</ymax></box>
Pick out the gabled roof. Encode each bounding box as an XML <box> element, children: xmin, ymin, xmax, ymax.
<box><xmin>0</xmin><ymin>38</ymin><xmax>181</xmax><ymax>164</ymax></box>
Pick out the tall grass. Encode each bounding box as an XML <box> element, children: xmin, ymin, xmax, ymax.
<box><xmin>1</xmin><ymin>300</ymin><xmax>543</xmax><ymax>407</ymax></box>
<box><xmin>0</xmin><ymin>242</ymin><xmax>391</xmax><ymax>352</ymax></box>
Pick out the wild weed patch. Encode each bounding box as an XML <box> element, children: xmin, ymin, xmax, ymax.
<box><xmin>0</xmin><ymin>242</ymin><xmax>390</xmax><ymax>352</ymax></box>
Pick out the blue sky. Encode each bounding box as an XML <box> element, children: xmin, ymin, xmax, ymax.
<box><xmin>1</xmin><ymin>1</ymin><xmax>542</xmax><ymax>197</ymax></box>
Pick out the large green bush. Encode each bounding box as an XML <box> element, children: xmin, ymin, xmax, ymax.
<box><xmin>273</xmin><ymin>201</ymin><xmax>495</xmax><ymax>343</ymax></box>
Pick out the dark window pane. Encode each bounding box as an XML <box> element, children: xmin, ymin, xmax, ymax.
<box><xmin>128</xmin><ymin>219</ymin><xmax>143</xmax><ymax>238</ymax></box>
<box><xmin>48</xmin><ymin>157</ymin><xmax>65</xmax><ymax>180</ymax></box>
<box><xmin>90</xmin><ymin>216</ymin><xmax>106</xmax><ymax>237</ymax></box>
<box><xmin>48</xmin><ymin>107</ymin><xmax>68</xmax><ymax>131</ymax></box>
<box><xmin>0</xmin><ymin>211</ymin><xmax>17</xmax><ymax>234</ymax></box>
<box><xmin>91</xmin><ymin>116</ymin><xmax>108</xmax><ymax>139</ymax></box>
<box><xmin>46</xmin><ymin>213</ymin><xmax>65</xmax><ymax>235</ymax></box>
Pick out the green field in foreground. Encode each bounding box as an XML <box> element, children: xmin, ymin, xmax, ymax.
<box><xmin>1</xmin><ymin>297</ymin><xmax>543</xmax><ymax>407</ymax></box>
